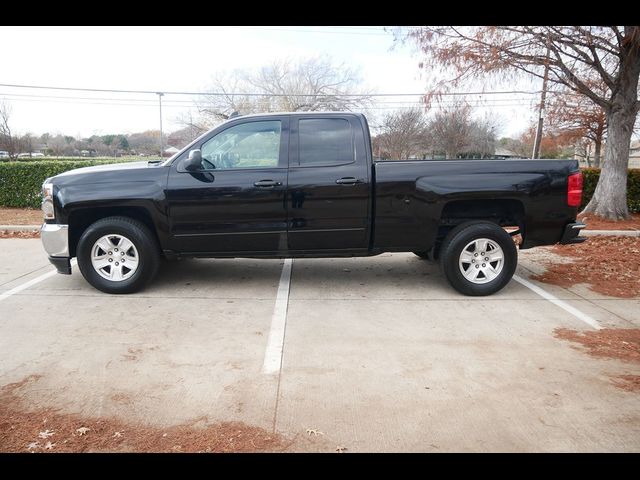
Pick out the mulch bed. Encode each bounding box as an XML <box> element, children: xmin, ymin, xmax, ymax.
<box><xmin>0</xmin><ymin>230</ymin><xmax>39</xmax><ymax>239</ymax></box>
<box><xmin>0</xmin><ymin>208</ymin><xmax>42</xmax><ymax>225</ymax></box>
<box><xmin>0</xmin><ymin>375</ymin><xmax>289</xmax><ymax>453</ymax></box>
<box><xmin>532</xmin><ymin>236</ymin><xmax>640</xmax><ymax>298</ymax></box>
<box><xmin>578</xmin><ymin>213</ymin><xmax>640</xmax><ymax>231</ymax></box>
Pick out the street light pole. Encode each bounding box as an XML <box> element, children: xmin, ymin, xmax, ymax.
<box><xmin>157</xmin><ymin>92</ymin><xmax>164</xmax><ymax>159</ymax></box>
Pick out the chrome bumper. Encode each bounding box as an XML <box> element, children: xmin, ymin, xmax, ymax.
<box><xmin>41</xmin><ymin>223</ymin><xmax>69</xmax><ymax>257</ymax></box>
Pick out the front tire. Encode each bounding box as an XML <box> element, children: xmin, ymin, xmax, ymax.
<box><xmin>77</xmin><ymin>216</ymin><xmax>160</xmax><ymax>294</ymax></box>
<box><xmin>439</xmin><ymin>222</ymin><xmax>517</xmax><ymax>296</ymax></box>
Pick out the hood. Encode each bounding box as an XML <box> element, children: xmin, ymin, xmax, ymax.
<box><xmin>54</xmin><ymin>161</ymin><xmax>156</xmax><ymax>178</ymax></box>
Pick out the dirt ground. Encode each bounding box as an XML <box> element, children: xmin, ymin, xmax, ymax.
<box><xmin>0</xmin><ymin>375</ymin><xmax>290</xmax><ymax>453</ymax></box>
<box><xmin>578</xmin><ymin>213</ymin><xmax>640</xmax><ymax>231</ymax></box>
<box><xmin>554</xmin><ymin>328</ymin><xmax>640</xmax><ymax>392</ymax></box>
<box><xmin>0</xmin><ymin>208</ymin><xmax>42</xmax><ymax>225</ymax></box>
<box><xmin>533</xmin><ymin>236</ymin><xmax>640</xmax><ymax>298</ymax></box>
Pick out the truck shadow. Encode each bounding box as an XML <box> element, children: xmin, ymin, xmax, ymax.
<box><xmin>152</xmin><ymin>255</ymin><xmax>445</xmax><ymax>295</ymax></box>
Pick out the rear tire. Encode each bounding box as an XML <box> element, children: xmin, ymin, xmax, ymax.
<box><xmin>439</xmin><ymin>221</ymin><xmax>517</xmax><ymax>296</ymax></box>
<box><xmin>77</xmin><ymin>216</ymin><xmax>160</xmax><ymax>294</ymax></box>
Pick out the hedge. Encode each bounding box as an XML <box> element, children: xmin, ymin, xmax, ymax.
<box><xmin>0</xmin><ymin>159</ymin><xmax>137</xmax><ymax>208</ymax></box>
<box><xmin>581</xmin><ymin>168</ymin><xmax>640</xmax><ymax>213</ymax></box>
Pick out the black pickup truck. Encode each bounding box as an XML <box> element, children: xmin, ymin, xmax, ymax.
<box><xmin>40</xmin><ymin>112</ymin><xmax>585</xmax><ymax>296</ymax></box>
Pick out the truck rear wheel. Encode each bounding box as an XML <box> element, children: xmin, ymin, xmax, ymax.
<box><xmin>77</xmin><ymin>216</ymin><xmax>160</xmax><ymax>294</ymax></box>
<box><xmin>439</xmin><ymin>221</ymin><xmax>517</xmax><ymax>296</ymax></box>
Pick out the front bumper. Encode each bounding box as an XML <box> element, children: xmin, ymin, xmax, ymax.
<box><xmin>41</xmin><ymin>223</ymin><xmax>72</xmax><ymax>274</ymax></box>
<box><xmin>559</xmin><ymin>222</ymin><xmax>587</xmax><ymax>244</ymax></box>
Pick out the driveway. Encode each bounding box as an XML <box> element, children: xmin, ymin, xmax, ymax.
<box><xmin>1</xmin><ymin>239</ymin><xmax>638</xmax><ymax>452</ymax></box>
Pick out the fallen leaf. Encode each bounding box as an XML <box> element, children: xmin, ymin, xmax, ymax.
<box><xmin>306</xmin><ymin>428</ymin><xmax>324</xmax><ymax>436</ymax></box>
<box><xmin>113</xmin><ymin>431</ymin><xmax>123</xmax><ymax>438</ymax></box>
<box><xmin>38</xmin><ymin>429</ymin><xmax>55</xmax><ymax>439</ymax></box>
<box><xmin>336</xmin><ymin>446</ymin><xmax>347</xmax><ymax>453</ymax></box>
<box><xmin>26</xmin><ymin>441</ymin><xmax>39</xmax><ymax>450</ymax></box>
<box><xmin>44</xmin><ymin>441</ymin><xmax>56</xmax><ymax>450</ymax></box>
<box><xmin>76</xmin><ymin>427</ymin><xmax>90</xmax><ymax>435</ymax></box>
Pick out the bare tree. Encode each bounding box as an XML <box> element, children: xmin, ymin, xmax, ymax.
<box><xmin>0</xmin><ymin>101</ymin><xmax>20</xmax><ymax>159</ymax></box>
<box><xmin>197</xmin><ymin>56</ymin><xmax>372</xmax><ymax>126</ymax></box>
<box><xmin>427</xmin><ymin>103</ymin><xmax>474</xmax><ymax>159</ymax></box>
<box><xmin>401</xmin><ymin>26</ymin><xmax>640</xmax><ymax>219</ymax></box>
<box><xmin>374</xmin><ymin>108</ymin><xmax>428</xmax><ymax>160</ymax></box>
<box><xmin>546</xmin><ymin>83</ymin><xmax>607</xmax><ymax>167</ymax></box>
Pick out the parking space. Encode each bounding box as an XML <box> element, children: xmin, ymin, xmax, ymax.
<box><xmin>1</xmin><ymin>239</ymin><xmax>639</xmax><ymax>452</ymax></box>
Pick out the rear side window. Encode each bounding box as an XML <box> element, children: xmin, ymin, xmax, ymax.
<box><xmin>298</xmin><ymin>118</ymin><xmax>353</xmax><ymax>166</ymax></box>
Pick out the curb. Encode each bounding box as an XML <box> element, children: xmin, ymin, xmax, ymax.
<box><xmin>581</xmin><ymin>229</ymin><xmax>640</xmax><ymax>237</ymax></box>
<box><xmin>0</xmin><ymin>225</ymin><xmax>40</xmax><ymax>232</ymax></box>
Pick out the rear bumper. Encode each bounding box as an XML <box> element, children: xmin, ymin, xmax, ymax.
<box><xmin>559</xmin><ymin>222</ymin><xmax>587</xmax><ymax>245</ymax></box>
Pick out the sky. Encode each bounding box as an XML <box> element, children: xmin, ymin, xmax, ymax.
<box><xmin>0</xmin><ymin>26</ymin><xmax>540</xmax><ymax>139</ymax></box>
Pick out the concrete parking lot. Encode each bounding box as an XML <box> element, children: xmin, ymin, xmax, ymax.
<box><xmin>1</xmin><ymin>238</ymin><xmax>639</xmax><ymax>452</ymax></box>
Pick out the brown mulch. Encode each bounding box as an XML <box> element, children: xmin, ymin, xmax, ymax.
<box><xmin>0</xmin><ymin>207</ymin><xmax>42</xmax><ymax>225</ymax></box>
<box><xmin>554</xmin><ymin>328</ymin><xmax>640</xmax><ymax>393</ymax></box>
<box><xmin>532</xmin><ymin>237</ymin><xmax>640</xmax><ymax>298</ymax></box>
<box><xmin>610</xmin><ymin>375</ymin><xmax>640</xmax><ymax>392</ymax></box>
<box><xmin>0</xmin><ymin>375</ymin><xmax>289</xmax><ymax>453</ymax></box>
<box><xmin>0</xmin><ymin>230</ymin><xmax>39</xmax><ymax>239</ymax></box>
<box><xmin>554</xmin><ymin>328</ymin><xmax>640</xmax><ymax>364</ymax></box>
<box><xmin>578</xmin><ymin>213</ymin><xmax>640</xmax><ymax>231</ymax></box>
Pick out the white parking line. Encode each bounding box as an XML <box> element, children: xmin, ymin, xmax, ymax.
<box><xmin>262</xmin><ymin>258</ymin><xmax>293</xmax><ymax>374</ymax></box>
<box><xmin>513</xmin><ymin>274</ymin><xmax>602</xmax><ymax>330</ymax></box>
<box><xmin>0</xmin><ymin>259</ymin><xmax>77</xmax><ymax>303</ymax></box>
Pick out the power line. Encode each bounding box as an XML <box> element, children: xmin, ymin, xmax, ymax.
<box><xmin>0</xmin><ymin>82</ymin><xmax>542</xmax><ymax>98</ymax></box>
<box><xmin>0</xmin><ymin>91</ymin><xmax>537</xmax><ymax>107</ymax></box>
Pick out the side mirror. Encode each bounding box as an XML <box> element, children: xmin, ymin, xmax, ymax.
<box><xmin>183</xmin><ymin>149</ymin><xmax>202</xmax><ymax>171</ymax></box>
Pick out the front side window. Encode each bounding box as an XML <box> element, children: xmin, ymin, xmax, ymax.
<box><xmin>200</xmin><ymin>120</ymin><xmax>282</xmax><ymax>170</ymax></box>
<box><xmin>299</xmin><ymin>118</ymin><xmax>353</xmax><ymax>166</ymax></box>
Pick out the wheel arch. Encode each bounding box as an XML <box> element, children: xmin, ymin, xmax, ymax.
<box><xmin>68</xmin><ymin>206</ymin><xmax>160</xmax><ymax>257</ymax></box>
<box><xmin>432</xmin><ymin>199</ymin><xmax>526</xmax><ymax>259</ymax></box>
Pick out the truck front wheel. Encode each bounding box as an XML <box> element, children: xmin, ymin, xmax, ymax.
<box><xmin>439</xmin><ymin>221</ymin><xmax>517</xmax><ymax>296</ymax></box>
<box><xmin>76</xmin><ymin>216</ymin><xmax>160</xmax><ymax>294</ymax></box>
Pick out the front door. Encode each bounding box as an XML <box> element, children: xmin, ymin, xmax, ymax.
<box><xmin>166</xmin><ymin>118</ymin><xmax>289</xmax><ymax>254</ymax></box>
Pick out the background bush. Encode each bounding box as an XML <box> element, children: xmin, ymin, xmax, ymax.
<box><xmin>581</xmin><ymin>168</ymin><xmax>640</xmax><ymax>213</ymax></box>
<box><xmin>0</xmin><ymin>159</ymin><xmax>140</xmax><ymax>208</ymax></box>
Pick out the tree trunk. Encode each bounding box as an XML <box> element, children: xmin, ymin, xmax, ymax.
<box><xmin>582</xmin><ymin>36</ymin><xmax>640</xmax><ymax>220</ymax></box>
<box><xmin>593</xmin><ymin>138</ymin><xmax>601</xmax><ymax>168</ymax></box>
<box><xmin>582</xmin><ymin>107</ymin><xmax>636</xmax><ymax>219</ymax></box>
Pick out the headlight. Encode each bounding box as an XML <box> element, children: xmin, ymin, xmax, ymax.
<box><xmin>42</xmin><ymin>182</ymin><xmax>55</xmax><ymax>220</ymax></box>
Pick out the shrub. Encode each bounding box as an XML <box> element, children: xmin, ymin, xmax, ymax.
<box><xmin>0</xmin><ymin>159</ymin><xmax>136</xmax><ymax>208</ymax></box>
<box><xmin>581</xmin><ymin>168</ymin><xmax>640</xmax><ymax>213</ymax></box>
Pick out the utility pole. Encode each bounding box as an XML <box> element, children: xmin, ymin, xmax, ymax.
<box><xmin>532</xmin><ymin>43</ymin><xmax>550</xmax><ymax>159</ymax></box>
<box><xmin>157</xmin><ymin>92</ymin><xmax>164</xmax><ymax>159</ymax></box>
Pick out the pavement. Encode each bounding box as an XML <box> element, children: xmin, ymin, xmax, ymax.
<box><xmin>0</xmin><ymin>238</ymin><xmax>639</xmax><ymax>452</ymax></box>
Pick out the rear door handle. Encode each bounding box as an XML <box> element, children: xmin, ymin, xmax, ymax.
<box><xmin>254</xmin><ymin>179</ymin><xmax>282</xmax><ymax>187</ymax></box>
<box><xmin>335</xmin><ymin>177</ymin><xmax>362</xmax><ymax>185</ymax></box>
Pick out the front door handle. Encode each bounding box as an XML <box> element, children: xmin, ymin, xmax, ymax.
<box><xmin>254</xmin><ymin>179</ymin><xmax>282</xmax><ymax>188</ymax></box>
<box><xmin>335</xmin><ymin>177</ymin><xmax>362</xmax><ymax>185</ymax></box>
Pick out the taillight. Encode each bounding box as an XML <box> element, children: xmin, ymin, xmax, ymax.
<box><xmin>567</xmin><ymin>172</ymin><xmax>583</xmax><ymax>207</ymax></box>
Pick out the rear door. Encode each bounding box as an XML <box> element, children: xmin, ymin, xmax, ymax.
<box><xmin>287</xmin><ymin>114</ymin><xmax>371</xmax><ymax>251</ymax></box>
<box><xmin>166</xmin><ymin>117</ymin><xmax>289</xmax><ymax>254</ymax></box>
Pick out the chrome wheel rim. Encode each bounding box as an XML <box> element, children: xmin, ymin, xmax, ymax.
<box><xmin>91</xmin><ymin>234</ymin><xmax>139</xmax><ymax>282</ymax></box>
<box><xmin>458</xmin><ymin>238</ymin><xmax>504</xmax><ymax>284</ymax></box>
